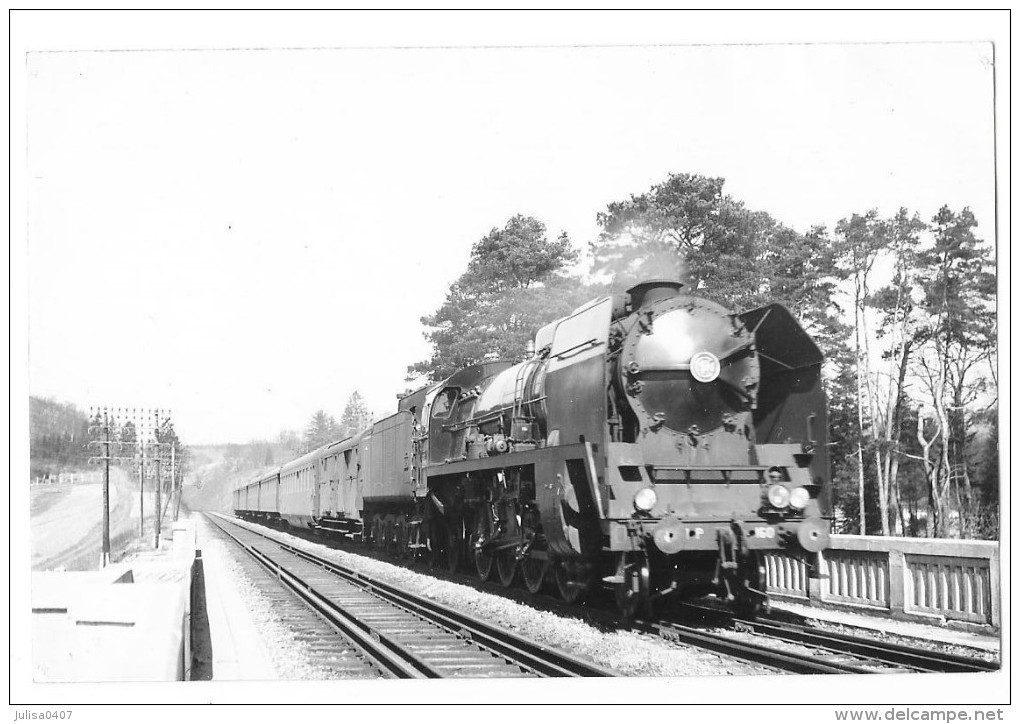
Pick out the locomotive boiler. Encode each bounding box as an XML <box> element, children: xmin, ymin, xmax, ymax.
<box><xmin>235</xmin><ymin>278</ymin><xmax>832</xmax><ymax>617</ymax></box>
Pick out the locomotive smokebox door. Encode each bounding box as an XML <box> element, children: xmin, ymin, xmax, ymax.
<box><xmin>615</xmin><ymin>288</ymin><xmax>760</xmax><ymax>466</ymax></box>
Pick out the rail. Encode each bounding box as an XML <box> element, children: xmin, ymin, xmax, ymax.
<box><xmin>733</xmin><ymin>618</ymin><xmax>998</xmax><ymax>673</ymax></box>
<box><xmin>763</xmin><ymin>535</ymin><xmax>1000</xmax><ymax>628</ymax></box>
<box><xmin>209</xmin><ymin>514</ymin><xmax>615</xmax><ymax>677</ymax></box>
<box><xmin>283</xmin><ymin>543</ymin><xmax>614</xmax><ymax>677</ymax></box>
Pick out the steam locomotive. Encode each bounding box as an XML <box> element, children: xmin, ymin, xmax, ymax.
<box><xmin>234</xmin><ymin>279</ymin><xmax>832</xmax><ymax>616</ymax></box>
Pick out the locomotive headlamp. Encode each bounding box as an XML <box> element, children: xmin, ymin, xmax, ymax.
<box><xmin>788</xmin><ymin>487</ymin><xmax>810</xmax><ymax>510</ymax></box>
<box><xmin>634</xmin><ymin>487</ymin><xmax>658</xmax><ymax>513</ymax></box>
<box><xmin>767</xmin><ymin>484</ymin><xmax>791</xmax><ymax>509</ymax></box>
<box><xmin>690</xmin><ymin>351</ymin><xmax>721</xmax><ymax>383</ymax></box>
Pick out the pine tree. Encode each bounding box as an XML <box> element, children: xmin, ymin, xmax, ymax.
<box><xmin>591</xmin><ymin>172</ymin><xmax>844</xmax><ymax>336</ymax></box>
<box><xmin>340</xmin><ymin>392</ymin><xmax>372</xmax><ymax>438</ymax></box>
<box><xmin>119</xmin><ymin>419</ymin><xmax>138</xmax><ymax>459</ymax></box>
<box><xmin>411</xmin><ymin>214</ymin><xmax>595</xmax><ymax>381</ymax></box>
<box><xmin>303</xmin><ymin>410</ymin><xmax>340</xmax><ymax>453</ymax></box>
<box><xmin>912</xmin><ymin>207</ymin><xmax>996</xmax><ymax>537</ymax></box>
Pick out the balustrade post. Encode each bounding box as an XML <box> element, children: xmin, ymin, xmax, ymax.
<box><xmin>888</xmin><ymin>548</ymin><xmax>906</xmax><ymax>617</ymax></box>
<box><xmin>989</xmin><ymin>546</ymin><xmax>1000</xmax><ymax>627</ymax></box>
<box><xmin>807</xmin><ymin>551</ymin><xmax>826</xmax><ymax>604</ymax></box>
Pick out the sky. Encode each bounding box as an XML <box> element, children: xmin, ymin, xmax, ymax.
<box><xmin>21</xmin><ymin>20</ymin><xmax>999</xmax><ymax>448</ymax></box>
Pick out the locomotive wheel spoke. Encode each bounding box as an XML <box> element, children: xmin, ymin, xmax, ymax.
<box><xmin>496</xmin><ymin>550</ymin><xmax>518</xmax><ymax>588</ymax></box>
<box><xmin>472</xmin><ymin>508</ymin><xmax>495</xmax><ymax>581</ymax></box>
<box><xmin>554</xmin><ymin>559</ymin><xmax>594</xmax><ymax>604</ymax></box>
<box><xmin>475</xmin><ymin>548</ymin><xmax>494</xmax><ymax>581</ymax></box>
<box><xmin>521</xmin><ymin>556</ymin><xmax>548</xmax><ymax>594</ymax></box>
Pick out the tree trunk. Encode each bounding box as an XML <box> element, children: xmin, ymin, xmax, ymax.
<box><xmin>857</xmin><ymin>444</ymin><xmax>866</xmax><ymax>535</ymax></box>
<box><xmin>853</xmin><ymin>270</ymin><xmax>869</xmax><ymax>536</ymax></box>
<box><xmin>856</xmin><ymin>273</ymin><xmax>888</xmax><ymax>536</ymax></box>
<box><xmin>889</xmin><ymin>452</ymin><xmax>904</xmax><ymax>536</ymax></box>
<box><xmin>951</xmin><ymin>382</ymin><xmax>974</xmax><ymax>537</ymax></box>
<box><xmin>960</xmin><ymin>461</ymin><xmax>975</xmax><ymax>538</ymax></box>
<box><xmin>934</xmin><ymin>395</ymin><xmax>952</xmax><ymax>538</ymax></box>
<box><xmin>916</xmin><ymin>408</ymin><xmax>939</xmax><ymax>537</ymax></box>
<box><xmin>892</xmin><ymin>338</ymin><xmax>912</xmax><ymax>530</ymax></box>
<box><xmin>874</xmin><ymin>447</ymin><xmax>889</xmax><ymax>536</ymax></box>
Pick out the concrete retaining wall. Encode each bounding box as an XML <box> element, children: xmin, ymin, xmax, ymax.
<box><xmin>765</xmin><ymin>534</ymin><xmax>1000</xmax><ymax>628</ymax></box>
<box><xmin>31</xmin><ymin>520</ymin><xmax>197</xmax><ymax>682</ymax></box>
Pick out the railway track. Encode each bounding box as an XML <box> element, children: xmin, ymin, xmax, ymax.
<box><xmin>635</xmin><ymin>618</ymin><xmax>990</xmax><ymax>675</ymax></box>
<box><xmin>452</xmin><ymin>564</ymin><xmax>998</xmax><ymax>675</ymax></box>
<box><xmin>724</xmin><ymin>617</ymin><xmax>999</xmax><ymax>674</ymax></box>
<box><xmin>216</xmin><ymin>515</ymin><xmax>998</xmax><ymax>677</ymax></box>
<box><xmin>206</xmin><ymin>513</ymin><xmax>615</xmax><ymax>678</ymax></box>
<box><xmin>203</xmin><ymin>516</ymin><xmax>386</xmax><ymax>678</ymax></box>
<box><xmin>638</xmin><ymin>604</ymin><xmax>999</xmax><ymax>675</ymax></box>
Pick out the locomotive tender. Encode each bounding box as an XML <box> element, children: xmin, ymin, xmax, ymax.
<box><xmin>234</xmin><ymin>279</ymin><xmax>832</xmax><ymax>616</ymax></box>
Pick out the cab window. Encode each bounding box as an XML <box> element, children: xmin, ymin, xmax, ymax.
<box><xmin>431</xmin><ymin>387</ymin><xmax>460</xmax><ymax>420</ymax></box>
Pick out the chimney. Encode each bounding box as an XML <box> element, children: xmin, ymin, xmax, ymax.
<box><xmin>626</xmin><ymin>279</ymin><xmax>684</xmax><ymax>310</ymax></box>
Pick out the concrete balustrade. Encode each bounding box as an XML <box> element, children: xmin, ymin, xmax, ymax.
<box><xmin>763</xmin><ymin>551</ymin><xmax>810</xmax><ymax>599</ymax></box>
<box><xmin>764</xmin><ymin>534</ymin><xmax>1000</xmax><ymax>629</ymax></box>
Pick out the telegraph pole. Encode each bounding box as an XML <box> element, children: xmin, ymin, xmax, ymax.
<box><xmin>88</xmin><ymin>405</ymin><xmax>183</xmax><ymax>562</ymax></box>
<box><xmin>154</xmin><ymin>409</ymin><xmax>162</xmax><ymax>549</ymax></box>
<box><xmin>101</xmin><ymin>409</ymin><xmax>111</xmax><ymax>567</ymax></box>
<box><xmin>139</xmin><ymin>440</ymin><xmax>145</xmax><ymax>537</ymax></box>
<box><xmin>171</xmin><ymin>443</ymin><xmax>178</xmax><ymax>522</ymax></box>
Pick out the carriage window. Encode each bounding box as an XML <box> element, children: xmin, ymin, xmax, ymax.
<box><xmin>431</xmin><ymin>387</ymin><xmax>460</xmax><ymax>420</ymax></box>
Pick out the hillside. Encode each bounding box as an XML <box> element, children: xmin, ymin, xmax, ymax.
<box><xmin>29</xmin><ymin>396</ymin><xmax>90</xmax><ymax>480</ymax></box>
<box><xmin>182</xmin><ymin>442</ymin><xmax>291</xmax><ymax>513</ymax></box>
